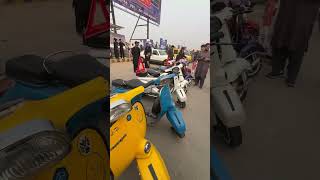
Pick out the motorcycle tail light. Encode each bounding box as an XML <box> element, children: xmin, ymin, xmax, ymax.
<box><xmin>0</xmin><ymin>130</ymin><xmax>70</xmax><ymax>180</ymax></box>
<box><xmin>110</xmin><ymin>100</ymin><xmax>131</xmax><ymax>125</ymax></box>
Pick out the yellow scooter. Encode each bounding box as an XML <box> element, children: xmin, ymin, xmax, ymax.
<box><xmin>110</xmin><ymin>86</ymin><xmax>170</xmax><ymax>180</ymax></box>
<box><xmin>0</xmin><ymin>77</ymin><xmax>109</xmax><ymax>180</ymax></box>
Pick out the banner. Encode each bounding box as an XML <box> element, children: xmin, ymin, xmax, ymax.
<box><xmin>113</xmin><ymin>0</ymin><xmax>162</xmax><ymax>24</ymax></box>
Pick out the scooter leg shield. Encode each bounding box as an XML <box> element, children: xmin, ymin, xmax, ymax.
<box><xmin>136</xmin><ymin>141</ymin><xmax>170</xmax><ymax>180</ymax></box>
<box><xmin>166</xmin><ymin>109</ymin><xmax>186</xmax><ymax>136</ymax></box>
<box><xmin>212</xmin><ymin>85</ymin><xmax>246</xmax><ymax>128</ymax></box>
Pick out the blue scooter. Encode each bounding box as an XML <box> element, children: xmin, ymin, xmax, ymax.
<box><xmin>211</xmin><ymin>147</ymin><xmax>232</xmax><ymax>180</ymax></box>
<box><xmin>111</xmin><ymin>76</ymin><xmax>187</xmax><ymax>138</ymax></box>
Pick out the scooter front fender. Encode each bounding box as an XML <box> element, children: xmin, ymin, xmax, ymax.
<box><xmin>136</xmin><ymin>140</ymin><xmax>170</xmax><ymax>180</ymax></box>
<box><xmin>166</xmin><ymin>109</ymin><xmax>186</xmax><ymax>136</ymax></box>
<box><xmin>212</xmin><ymin>85</ymin><xmax>246</xmax><ymax>128</ymax></box>
<box><xmin>176</xmin><ymin>88</ymin><xmax>187</xmax><ymax>102</ymax></box>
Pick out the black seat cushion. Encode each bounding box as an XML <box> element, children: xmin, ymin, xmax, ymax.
<box><xmin>147</xmin><ymin>68</ymin><xmax>160</xmax><ymax>77</ymax></box>
<box><xmin>47</xmin><ymin>54</ymin><xmax>109</xmax><ymax>87</ymax></box>
<box><xmin>112</xmin><ymin>79</ymin><xmax>126</xmax><ymax>87</ymax></box>
<box><xmin>6</xmin><ymin>55</ymin><xmax>50</xmax><ymax>84</ymax></box>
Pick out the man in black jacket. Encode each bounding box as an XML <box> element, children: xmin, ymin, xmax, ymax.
<box><xmin>131</xmin><ymin>41</ymin><xmax>141</xmax><ymax>72</ymax></box>
<box><xmin>119</xmin><ymin>39</ymin><xmax>125</xmax><ymax>59</ymax></box>
<box><xmin>113</xmin><ymin>38</ymin><xmax>119</xmax><ymax>60</ymax></box>
<box><xmin>144</xmin><ymin>42</ymin><xmax>152</xmax><ymax>68</ymax></box>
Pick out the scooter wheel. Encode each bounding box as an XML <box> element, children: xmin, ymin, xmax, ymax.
<box><xmin>171</xmin><ymin>127</ymin><xmax>185</xmax><ymax>138</ymax></box>
<box><xmin>224</xmin><ymin>126</ymin><xmax>242</xmax><ymax>148</ymax></box>
<box><xmin>177</xmin><ymin>100</ymin><xmax>186</xmax><ymax>108</ymax></box>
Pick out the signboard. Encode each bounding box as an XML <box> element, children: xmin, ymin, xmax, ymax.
<box><xmin>159</xmin><ymin>38</ymin><xmax>167</xmax><ymax>50</ymax></box>
<box><xmin>113</xmin><ymin>0</ymin><xmax>162</xmax><ymax>24</ymax></box>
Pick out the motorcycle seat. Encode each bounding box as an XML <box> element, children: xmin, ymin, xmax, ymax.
<box><xmin>112</xmin><ymin>79</ymin><xmax>154</xmax><ymax>89</ymax></box>
<box><xmin>147</xmin><ymin>68</ymin><xmax>160</xmax><ymax>77</ymax></box>
<box><xmin>0</xmin><ymin>79</ymin><xmax>14</xmax><ymax>95</ymax></box>
<box><xmin>6</xmin><ymin>55</ymin><xmax>50</xmax><ymax>85</ymax></box>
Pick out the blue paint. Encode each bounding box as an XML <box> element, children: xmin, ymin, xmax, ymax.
<box><xmin>211</xmin><ymin>147</ymin><xmax>232</xmax><ymax>180</ymax></box>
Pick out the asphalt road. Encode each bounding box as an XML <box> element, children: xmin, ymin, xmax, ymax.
<box><xmin>213</xmin><ymin>6</ymin><xmax>320</xmax><ymax>180</ymax></box>
<box><xmin>111</xmin><ymin>62</ymin><xmax>211</xmax><ymax>180</ymax></box>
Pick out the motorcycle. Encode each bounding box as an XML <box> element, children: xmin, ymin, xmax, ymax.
<box><xmin>110</xmin><ymin>86</ymin><xmax>170</xmax><ymax>180</ymax></box>
<box><xmin>111</xmin><ymin>78</ymin><xmax>186</xmax><ymax>138</ymax></box>
<box><xmin>0</xmin><ymin>76</ymin><xmax>108</xmax><ymax>180</ymax></box>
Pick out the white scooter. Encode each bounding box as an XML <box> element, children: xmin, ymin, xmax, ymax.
<box><xmin>138</xmin><ymin>66</ymin><xmax>188</xmax><ymax>108</ymax></box>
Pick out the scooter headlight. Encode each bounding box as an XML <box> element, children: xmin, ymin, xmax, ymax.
<box><xmin>144</xmin><ymin>141</ymin><xmax>152</xmax><ymax>154</ymax></box>
<box><xmin>0</xmin><ymin>120</ymin><xmax>70</xmax><ymax>179</ymax></box>
<box><xmin>110</xmin><ymin>100</ymin><xmax>131</xmax><ymax>124</ymax></box>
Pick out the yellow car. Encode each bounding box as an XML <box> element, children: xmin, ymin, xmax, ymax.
<box><xmin>173</xmin><ymin>48</ymin><xmax>192</xmax><ymax>62</ymax></box>
<box><xmin>110</xmin><ymin>86</ymin><xmax>170</xmax><ymax>180</ymax></box>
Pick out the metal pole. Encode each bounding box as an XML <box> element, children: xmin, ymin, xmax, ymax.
<box><xmin>110</xmin><ymin>0</ymin><xmax>117</xmax><ymax>34</ymax></box>
<box><xmin>147</xmin><ymin>17</ymin><xmax>150</xmax><ymax>39</ymax></box>
<box><xmin>130</xmin><ymin>15</ymin><xmax>141</xmax><ymax>41</ymax></box>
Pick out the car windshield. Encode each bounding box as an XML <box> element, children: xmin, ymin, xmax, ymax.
<box><xmin>159</xmin><ymin>50</ymin><xmax>167</xmax><ymax>55</ymax></box>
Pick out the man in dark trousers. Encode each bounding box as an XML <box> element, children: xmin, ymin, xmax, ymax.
<box><xmin>72</xmin><ymin>0</ymin><xmax>91</xmax><ymax>34</ymax></box>
<box><xmin>266</xmin><ymin>0</ymin><xmax>320</xmax><ymax>87</ymax></box>
<box><xmin>131</xmin><ymin>41</ymin><xmax>141</xmax><ymax>72</ymax></box>
<box><xmin>113</xmin><ymin>38</ymin><xmax>119</xmax><ymax>60</ymax></box>
<box><xmin>119</xmin><ymin>39</ymin><xmax>125</xmax><ymax>59</ymax></box>
<box><xmin>144</xmin><ymin>41</ymin><xmax>152</xmax><ymax>68</ymax></box>
<box><xmin>167</xmin><ymin>45</ymin><xmax>174</xmax><ymax>60</ymax></box>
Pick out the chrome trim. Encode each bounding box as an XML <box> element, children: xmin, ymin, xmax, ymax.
<box><xmin>0</xmin><ymin>120</ymin><xmax>55</xmax><ymax>151</ymax></box>
<box><xmin>110</xmin><ymin>99</ymin><xmax>129</xmax><ymax>110</ymax></box>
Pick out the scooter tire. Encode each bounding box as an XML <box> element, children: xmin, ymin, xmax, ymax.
<box><xmin>171</xmin><ymin>127</ymin><xmax>185</xmax><ymax>138</ymax></box>
<box><xmin>224</xmin><ymin>126</ymin><xmax>242</xmax><ymax>148</ymax></box>
<box><xmin>177</xmin><ymin>100</ymin><xmax>186</xmax><ymax>108</ymax></box>
<box><xmin>151</xmin><ymin>97</ymin><xmax>161</xmax><ymax>115</ymax></box>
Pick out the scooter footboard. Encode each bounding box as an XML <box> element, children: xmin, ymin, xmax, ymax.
<box><xmin>136</xmin><ymin>143</ymin><xmax>170</xmax><ymax>180</ymax></box>
<box><xmin>166</xmin><ymin>110</ymin><xmax>186</xmax><ymax>135</ymax></box>
<box><xmin>212</xmin><ymin>85</ymin><xmax>246</xmax><ymax>127</ymax></box>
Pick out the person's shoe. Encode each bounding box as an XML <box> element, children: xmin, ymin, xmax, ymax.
<box><xmin>285</xmin><ymin>80</ymin><xmax>295</xmax><ymax>88</ymax></box>
<box><xmin>266</xmin><ymin>71</ymin><xmax>285</xmax><ymax>79</ymax></box>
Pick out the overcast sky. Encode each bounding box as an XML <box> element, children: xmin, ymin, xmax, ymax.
<box><xmin>113</xmin><ymin>0</ymin><xmax>210</xmax><ymax>50</ymax></box>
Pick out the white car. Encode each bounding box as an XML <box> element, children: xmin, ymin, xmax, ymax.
<box><xmin>140</xmin><ymin>49</ymin><xmax>168</xmax><ymax>65</ymax></box>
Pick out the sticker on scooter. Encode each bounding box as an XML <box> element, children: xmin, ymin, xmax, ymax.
<box><xmin>78</xmin><ymin>135</ymin><xmax>91</xmax><ymax>155</ymax></box>
<box><xmin>53</xmin><ymin>167</ymin><xmax>69</xmax><ymax>180</ymax></box>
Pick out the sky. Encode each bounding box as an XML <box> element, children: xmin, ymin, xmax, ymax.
<box><xmin>113</xmin><ymin>0</ymin><xmax>210</xmax><ymax>50</ymax></box>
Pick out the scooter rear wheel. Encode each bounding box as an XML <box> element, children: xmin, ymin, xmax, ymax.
<box><xmin>224</xmin><ymin>126</ymin><xmax>242</xmax><ymax>148</ymax></box>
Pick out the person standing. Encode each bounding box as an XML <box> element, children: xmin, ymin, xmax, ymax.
<box><xmin>131</xmin><ymin>41</ymin><xmax>141</xmax><ymax>72</ymax></box>
<box><xmin>113</xmin><ymin>38</ymin><xmax>119</xmax><ymax>60</ymax></box>
<box><xmin>119</xmin><ymin>39</ymin><xmax>125</xmax><ymax>59</ymax></box>
<box><xmin>144</xmin><ymin>42</ymin><xmax>152</xmax><ymax>68</ymax></box>
<box><xmin>176</xmin><ymin>47</ymin><xmax>186</xmax><ymax>60</ymax></box>
<box><xmin>167</xmin><ymin>45</ymin><xmax>174</xmax><ymax>60</ymax></box>
<box><xmin>195</xmin><ymin>44</ymin><xmax>210</xmax><ymax>89</ymax></box>
<box><xmin>266</xmin><ymin>0</ymin><xmax>320</xmax><ymax>87</ymax></box>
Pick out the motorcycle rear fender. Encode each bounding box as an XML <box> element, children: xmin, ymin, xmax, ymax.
<box><xmin>212</xmin><ymin>85</ymin><xmax>246</xmax><ymax>127</ymax></box>
<box><xmin>136</xmin><ymin>140</ymin><xmax>170</xmax><ymax>180</ymax></box>
<box><xmin>166</xmin><ymin>109</ymin><xmax>186</xmax><ymax>135</ymax></box>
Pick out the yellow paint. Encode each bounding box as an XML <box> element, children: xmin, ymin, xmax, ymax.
<box><xmin>110</xmin><ymin>87</ymin><xmax>170</xmax><ymax>179</ymax></box>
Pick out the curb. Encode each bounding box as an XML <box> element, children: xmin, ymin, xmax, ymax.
<box><xmin>111</xmin><ymin>58</ymin><xmax>132</xmax><ymax>63</ymax></box>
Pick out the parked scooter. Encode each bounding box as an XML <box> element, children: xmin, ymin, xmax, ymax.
<box><xmin>112</xmin><ymin>79</ymin><xmax>186</xmax><ymax>138</ymax></box>
<box><xmin>211</xmin><ymin>30</ymin><xmax>246</xmax><ymax>147</ymax></box>
<box><xmin>0</xmin><ymin>76</ymin><xmax>108</xmax><ymax>180</ymax></box>
<box><xmin>110</xmin><ymin>86</ymin><xmax>170</xmax><ymax>179</ymax></box>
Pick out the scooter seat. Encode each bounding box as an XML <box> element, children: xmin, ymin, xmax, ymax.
<box><xmin>112</xmin><ymin>79</ymin><xmax>154</xmax><ymax>89</ymax></box>
<box><xmin>6</xmin><ymin>55</ymin><xmax>50</xmax><ymax>85</ymax></box>
<box><xmin>147</xmin><ymin>68</ymin><xmax>160</xmax><ymax>77</ymax></box>
<box><xmin>47</xmin><ymin>54</ymin><xmax>109</xmax><ymax>87</ymax></box>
